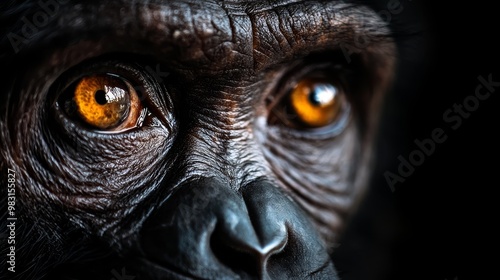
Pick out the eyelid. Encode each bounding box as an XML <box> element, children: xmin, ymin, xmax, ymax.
<box><xmin>265</xmin><ymin>60</ymin><xmax>353</xmax><ymax>139</ymax></box>
<box><xmin>49</xmin><ymin>57</ymin><xmax>175</xmax><ymax>134</ymax></box>
<box><xmin>269</xmin><ymin>103</ymin><xmax>351</xmax><ymax>140</ymax></box>
<box><xmin>268</xmin><ymin>60</ymin><xmax>350</xmax><ymax>106</ymax></box>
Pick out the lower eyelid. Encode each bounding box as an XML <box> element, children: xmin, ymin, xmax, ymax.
<box><xmin>267</xmin><ymin>77</ymin><xmax>351</xmax><ymax>135</ymax></box>
<box><xmin>271</xmin><ymin>103</ymin><xmax>352</xmax><ymax>140</ymax></box>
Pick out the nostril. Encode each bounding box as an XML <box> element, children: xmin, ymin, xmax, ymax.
<box><xmin>209</xmin><ymin>219</ymin><xmax>289</xmax><ymax>278</ymax></box>
<box><xmin>210</xmin><ymin>225</ymin><xmax>259</xmax><ymax>277</ymax></box>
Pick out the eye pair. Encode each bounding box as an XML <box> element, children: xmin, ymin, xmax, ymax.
<box><xmin>56</xmin><ymin>63</ymin><xmax>350</xmax><ymax>133</ymax></box>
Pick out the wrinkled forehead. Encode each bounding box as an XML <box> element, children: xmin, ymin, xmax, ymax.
<box><xmin>13</xmin><ymin>0</ymin><xmax>392</xmax><ymax>73</ymax></box>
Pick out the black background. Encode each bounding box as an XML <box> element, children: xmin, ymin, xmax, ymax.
<box><xmin>1</xmin><ymin>1</ymin><xmax>497</xmax><ymax>280</ymax></box>
<box><xmin>333</xmin><ymin>1</ymin><xmax>499</xmax><ymax>279</ymax></box>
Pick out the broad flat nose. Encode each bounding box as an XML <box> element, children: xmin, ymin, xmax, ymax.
<box><xmin>139</xmin><ymin>178</ymin><xmax>338</xmax><ymax>279</ymax></box>
<box><xmin>211</xmin><ymin>187</ymin><xmax>289</xmax><ymax>279</ymax></box>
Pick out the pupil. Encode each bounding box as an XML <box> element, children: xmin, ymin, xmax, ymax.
<box><xmin>308</xmin><ymin>84</ymin><xmax>336</xmax><ymax>106</ymax></box>
<box><xmin>95</xmin><ymin>90</ymin><xmax>107</xmax><ymax>105</ymax></box>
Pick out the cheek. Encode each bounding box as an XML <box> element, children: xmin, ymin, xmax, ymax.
<box><xmin>13</xmin><ymin>119</ymin><xmax>171</xmax><ymax>232</ymax></box>
<box><xmin>260</xmin><ymin>122</ymin><xmax>364</xmax><ymax>246</ymax></box>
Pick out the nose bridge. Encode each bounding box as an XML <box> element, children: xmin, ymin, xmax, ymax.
<box><xmin>215</xmin><ymin>182</ymin><xmax>289</xmax><ymax>259</ymax></box>
<box><xmin>182</xmin><ymin>130</ymin><xmax>265</xmax><ymax>187</ymax></box>
<box><xmin>181</xmin><ymin>110</ymin><xmax>268</xmax><ymax>188</ymax></box>
<box><xmin>240</xmin><ymin>182</ymin><xmax>290</xmax><ymax>256</ymax></box>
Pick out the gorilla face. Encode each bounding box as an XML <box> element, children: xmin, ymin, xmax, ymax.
<box><xmin>0</xmin><ymin>0</ymin><xmax>395</xmax><ymax>279</ymax></box>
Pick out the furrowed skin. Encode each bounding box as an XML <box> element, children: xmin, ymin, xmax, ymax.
<box><xmin>0</xmin><ymin>0</ymin><xmax>395</xmax><ymax>279</ymax></box>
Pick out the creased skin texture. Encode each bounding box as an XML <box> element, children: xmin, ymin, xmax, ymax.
<box><xmin>0</xmin><ymin>0</ymin><xmax>395</xmax><ymax>279</ymax></box>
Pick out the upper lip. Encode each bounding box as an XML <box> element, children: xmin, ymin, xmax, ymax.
<box><xmin>136</xmin><ymin>257</ymin><xmax>334</xmax><ymax>280</ymax></box>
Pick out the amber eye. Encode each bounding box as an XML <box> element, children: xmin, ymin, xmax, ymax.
<box><xmin>61</xmin><ymin>74</ymin><xmax>143</xmax><ymax>131</ymax></box>
<box><xmin>289</xmin><ymin>78</ymin><xmax>346</xmax><ymax>128</ymax></box>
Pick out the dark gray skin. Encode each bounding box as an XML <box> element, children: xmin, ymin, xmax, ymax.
<box><xmin>0</xmin><ymin>0</ymin><xmax>395</xmax><ymax>279</ymax></box>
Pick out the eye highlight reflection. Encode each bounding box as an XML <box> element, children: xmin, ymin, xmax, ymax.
<box><xmin>290</xmin><ymin>79</ymin><xmax>344</xmax><ymax>128</ymax></box>
<box><xmin>59</xmin><ymin>73</ymin><xmax>144</xmax><ymax>131</ymax></box>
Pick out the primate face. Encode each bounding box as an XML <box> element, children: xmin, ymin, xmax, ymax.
<box><xmin>0</xmin><ymin>0</ymin><xmax>395</xmax><ymax>279</ymax></box>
